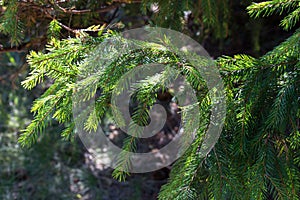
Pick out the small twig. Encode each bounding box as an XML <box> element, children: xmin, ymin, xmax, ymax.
<box><xmin>54</xmin><ymin>2</ymin><xmax>119</xmax><ymax>14</ymax></box>
<box><xmin>112</xmin><ymin>0</ymin><xmax>142</xmax><ymax>3</ymax></box>
<box><xmin>0</xmin><ymin>47</ymin><xmax>27</xmax><ymax>53</ymax></box>
<box><xmin>56</xmin><ymin>21</ymin><xmax>77</xmax><ymax>33</ymax></box>
<box><xmin>56</xmin><ymin>21</ymin><xmax>108</xmax><ymax>35</ymax></box>
<box><xmin>19</xmin><ymin>2</ymin><xmax>109</xmax><ymax>35</ymax></box>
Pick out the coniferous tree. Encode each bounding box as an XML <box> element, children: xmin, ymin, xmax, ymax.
<box><xmin>1</xmin><ymin>0</ymin><xmax>299</xmax><ymax>199</ymax></box>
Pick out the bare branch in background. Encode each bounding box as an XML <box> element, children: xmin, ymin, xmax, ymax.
<box><xmin>54</xmin><ymin>2</ymin><xmax>120</xmax><ymax>14</ymax></box>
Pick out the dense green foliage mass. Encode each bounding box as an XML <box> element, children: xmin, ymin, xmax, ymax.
<box><xmin>0</xmin><ymin>0</ymin><xmax>299</xmax><ymax>199</ymax></box>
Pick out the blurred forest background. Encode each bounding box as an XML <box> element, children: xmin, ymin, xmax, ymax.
<box><xmin>0</xmin><ymin>0</ymin><xmax>299</xmax><ymax>199</ymax></box>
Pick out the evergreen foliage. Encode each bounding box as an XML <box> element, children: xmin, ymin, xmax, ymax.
<box><xmin>0</xmin><ymin>0</ymin><xmax>24</xmax><ymax>45</ymax></box>
<box><xmin>247</xmin><ymin>0</ymin><xmax>300</xmax><ymax>30</ymax></box>
<box><xmin>141</xmin><ymin>0</ymin><xmax>230</xmax><ymax>38</ymax></box>
<box><xmin>1</xmin><ymin>0</ymin><xmax>299</xmax><ymax>199</ymax></box>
